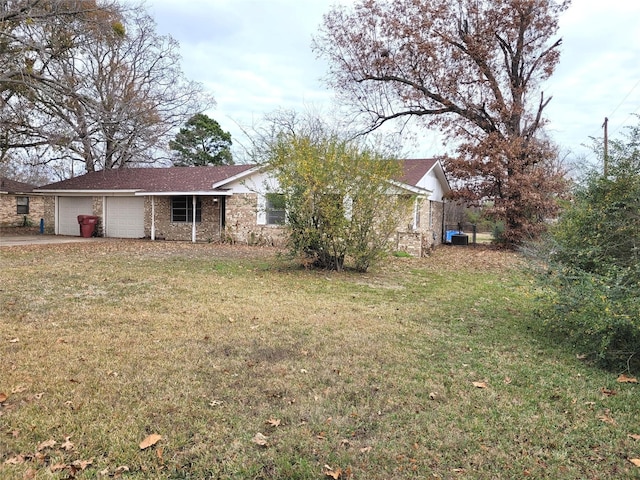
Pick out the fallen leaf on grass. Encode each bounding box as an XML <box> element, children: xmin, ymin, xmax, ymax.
<box><xmin>265</xmin><ymin>418</ymin><xmax>281</xmax><ymax>428</ymax></box>
<box><xmin>50</xmin><ymin>463</ymin><xmax>67</xmax><ymax>472</ymax></box>
<box><xmin>629</xmin><ymin>434</ymin><xmax>640</xmax><ymax>441</ymax></box>
<box><xmin>4</xmin><ymin>455</ymin><xmax>25</xmax><ymax>465</ymax></box>
<box><xmin>597</xmin><ymin>411</ymin><xmax>616</xmax><ymax>425</ymax></box>
<box><xmin>115</xmin><ymin>465</ymin><xmax>130</xmax><ymax>474</ymax></box>
<box><xmin>0</xmin><ymin>392</ymin><xmax>7</xmax><ymax>403</ymax></box>
<box><xmin>323</xmin><ymin>465</ymin><xmax>342</xmax><ymax>479</ymax></box>
<box><xmin>360</xmin><ymin>446</ymin><xmax>372</xmax><ymax>454</ymax></box>
<box><xmin>61</xmin><ymin>436</ymin><xmax>74</xmax><ymax>451</ymax></box>
<box><xmin>9</xmin><ymin>338</ymin><xmax>19</xmax><ymax>343</ymax></box>
<box><xmin>252</xmin><ymin>432</ymin><xmax>268</xmax><ymax>447</ymax></box>
<box><xmin>139</xmin><ymin>434</ymin><xmax>162</xmax><ymax>450</ymax></box>
<box><xmin>71</xmin><ymin>459</ymin><xmax>92</xmax><ymax>470</ymax></box>
<box><xmin>630</xmin><ymin>459</ymin><xmax>640</xmax><ymax>467</ymax></box>
<box><xmin>472</xmin><ymin>381</ymin><xmax>488</xmax><ymax>389</ymax></box>
<box><xmin>11</xmin><ymin>385</ymin><xmax>27</xmax><ymax>394</ymax></box>
<box><xmin>617</xmin><ymin>374</ymin><xmax>638</xmax><ymax>384</ymax></box>
<box><xmin>37</xmin><ymin>439</ymin><xmax>56</xmax><ymax>451</ymax></box>
<box><xmin>601</xmin><ymin>388</ymin><xmax>617</xmax><ymax>397</ymax></box>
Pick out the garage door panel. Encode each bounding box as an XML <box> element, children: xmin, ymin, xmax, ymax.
<box><xmin>58</xmin><ymin>197</ymin><xmax>93</xmax><ymax>236</ymax></box>
<box><xmin>106</xmin><ymin>197</ymin><xmax>145</xmax><ymax>238</ymax></box>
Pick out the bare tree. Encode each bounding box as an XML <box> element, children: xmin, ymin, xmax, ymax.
<box><xmin>1</xmin><ymin>1</ymin><xmax>212</xmax><ymax>174</ymax></box>
<box><xmin>314</xmin><ymin>0</ymin><xmax>571</xmax><ymax>245</ymax></box>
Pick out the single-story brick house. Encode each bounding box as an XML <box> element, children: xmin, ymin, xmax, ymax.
<box><xmin>0</xmin><ymin>177</ymin><xmax>47</xmax><ymax>228</ymax></box>
<box><xmin>35</xmin><ymin>159</ymin><xmax>450</xmax><ymax>255</ymax></box>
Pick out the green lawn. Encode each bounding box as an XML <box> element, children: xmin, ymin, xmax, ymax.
<box><xmin>1</xmin><ymin>241</ymin><xmax>638</xmax><ymax>479</ymax></box>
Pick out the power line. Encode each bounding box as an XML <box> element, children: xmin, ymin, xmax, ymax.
<box><xmin>608</xmin><ymin>77</ymin><xmax>640</xmax><ymax>120</ymax></box>
<box><xmin>573</xmin><ymin>78</ymin><xmax>640</xmax><ymax>163</ymax></box>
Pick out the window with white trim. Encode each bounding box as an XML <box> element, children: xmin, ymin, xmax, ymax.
<box><xmin>265</xmin><ymin>193</ymin><xmax>286</xmax><ymax>225</ymax></box>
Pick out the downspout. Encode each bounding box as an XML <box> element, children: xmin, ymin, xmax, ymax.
<box><xmin>151</xmin><ymin>196</ymin><xmax>155</xmax><ymax>241</ymax></box>
<box><xmin>218</xmin><ymin>196</ymin><xmax>224</xmax><ymax>241</ymax></box>
<box><xmin>441</xmin><ymin>196</ymin><xmax>446</xmax><ymax>244</ymax></box>
<box><xmin>191</xmin><ymin>195</ymin><xmax>196</xmax><ymax>243</ymax></box>
<box><xmin>102</xmin><ymin>196</ymin><xmax>106</xmax><ymax>237</ymax></box>
<box><xmin>55</xmin><ymin>196</ymin><xmax>59</xmax><ymax>235</ymax></box>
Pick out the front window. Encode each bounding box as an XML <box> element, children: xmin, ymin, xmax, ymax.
<box><xmin>16</xmin><ymin>196</ymin><xmax>29</xmax><ymax>214</ymax></box>
<box><xmin>171</xmin><ymin>196</ymin><xmax>201</xmax><ymax>222</ymax></box>
<box><xmin>265</xmin><ymin>193</ymin><xmax>286</xmax><ymax>225</ymax></box>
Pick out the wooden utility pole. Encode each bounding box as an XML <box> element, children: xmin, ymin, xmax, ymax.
<box><xmin>602</xmin><ymin>117</ymin><xmax>609</xmax><ymax>176</ymax></box>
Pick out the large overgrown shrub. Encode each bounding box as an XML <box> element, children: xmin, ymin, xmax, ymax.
<box><xmin>531</xmin><ymin>120</ymin><xmax>640</xmax><ymax>367</ymax></box>
<box><xmin>265</xmin><ymin>128</ymin><xmax>413</xmax><ymax>272</ymax></box>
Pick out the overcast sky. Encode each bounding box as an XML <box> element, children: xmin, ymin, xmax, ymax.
<box><xmin>146</xmin><ymin>0</ymin><xmax>640</xmax><ymax>165</ymax></box>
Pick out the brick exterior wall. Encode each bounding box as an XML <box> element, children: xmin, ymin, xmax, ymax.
<box><xmin>42</xmin><ymin>196</ymin><xmax>55</xmax><ymax>233</ymax></box>
<box><xmin>0</xmin><ymin>194</ymin><xmax>46</xmax><ymax>227</ymax></box>
<box><xmin>224</xmin><ymin>193</ymin><xmax>288</xmax><ymax>246</ymax></box>
<box><xmin>393</xmin><ymin>199</ymin><xmax>444</xmax><ymax>257</ymax></box>
<box><xmin>37</xmin><ymin>192</ymin><xmax>444</xmax><ymax>257</ymax></box>
<box><xmin>431</xmin><ymin>200</ymin><xmax>445</xmax><ymax>245</ymax></box>
<box><xmin>148</xmin><ymin>196</ymin><xmax>223</xmax><ymax>242</ymax></box>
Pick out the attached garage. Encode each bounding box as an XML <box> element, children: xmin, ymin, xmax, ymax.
<box><xmin>104</xmin><ymin>196</ymin><xmax>145</xmax><ymax>238</ymax></box>
<box><xmin>58</xmin><ymin>196</ymin><xmax>93</xmax><ymax>236</ymax></box>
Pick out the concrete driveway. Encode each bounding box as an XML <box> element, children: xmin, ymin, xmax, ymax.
<box><xmin>0</xmin><ymin>235</ymin><xmax>103</xmax><ymax>247</ymax></box>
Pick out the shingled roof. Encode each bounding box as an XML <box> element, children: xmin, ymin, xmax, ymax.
<box><xmin>397</xmin><ymin>159</ymin><xmax>438</xmax><ymax>187</ymax></box>
<box><xmin>0</xmin><ymin>177</ymin><xmax>37</xmax><ymax>194</ymax></box>
<box><xmin>37</xmin><ymin>165</ymin><xmax>256</xmax><ymax>192</ymax></box>
<box><xmin>35</xmin><ymin>160</ymin><xmax>445</xmax><ymax>193</ymax></box>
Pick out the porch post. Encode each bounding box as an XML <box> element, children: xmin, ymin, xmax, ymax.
<box><xmin>102</xmin><ymin>196</ymin><xmax>106</xmax><ymax>236</ymax></box>
<box><xmin>191</xmin><ymin>195</ymin><xmax>196</xmax><ymax>243</ymax></box>
<box><xmin>151</xmin><ymin>196</ymin><xmax>155</xmax><ymax>241</ymax></box>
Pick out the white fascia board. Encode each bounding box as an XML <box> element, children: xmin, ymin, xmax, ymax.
<box><xmin>387</xmin><ymin>179</ymin><xmax>432</xmax><ymax>196</ymax></box>
<box><xmin>34</xmin><ymin>189</ymin><xmax>140</xmax><ymax>195</ymax></box>
<box><xmin>2</xmin><ymin>191</ymin><xmax>44</xmax><ymax>195</ymax></box>
<box><xmin>211</xmin><ymin>166</ymin><xmax>263</xmax><ymax>189</ymax></box>
<box><xmin>135</xmin><ymin>190</ymin><xmax>233</xmax><ymax>196</ymax></box>
<box><xmin>429</xmin><ymin>161</ymin><xmax>451</xmax><ymax>193</ymax></box>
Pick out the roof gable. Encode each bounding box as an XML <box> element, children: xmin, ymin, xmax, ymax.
<box><xmin>397</xmin><ymin>159</ymin><xmax>438</xmax><ymax>187</ymax></box>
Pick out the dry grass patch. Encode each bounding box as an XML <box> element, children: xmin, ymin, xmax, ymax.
<box><xmin>1</xmin><ymin>241</ymin><xmax>638</xmax><ymax>479</ymax></box>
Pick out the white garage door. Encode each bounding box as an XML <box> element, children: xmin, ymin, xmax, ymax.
<box><xmin>105</xmin><ymin>197</ymin><xmax>145</xmax><ymax>238</ymax></box>
<box><xmin>58</xmin><ymin>196</ymin><xmax>93</xmax><ymax>236</ymax></box>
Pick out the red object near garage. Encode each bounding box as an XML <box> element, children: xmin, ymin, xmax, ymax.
<box><xmin>77</xmin><ymin>215</ymin><xmax>99</xmax><ymax>238</ymax></box>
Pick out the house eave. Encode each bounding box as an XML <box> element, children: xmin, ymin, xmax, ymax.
<box><xmin>388</xmin><ymin>179</ymin><xmax>432</xmax><ymax>196</ymax></box>
<box><xmin>135</xmin><ymin>190</ymin><xmax>233</xmax><ymax>196</ymax></box>
<box><xmin>211</xmin><ymin>165</ymin><xmax>262</xmax><ymax>189</ymax></box>
<box><xmin>34</xmin><ymin>189</ymin><xmax>141</xmax><ymax>195</ymax></box>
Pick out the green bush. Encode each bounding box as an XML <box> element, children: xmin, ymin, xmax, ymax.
<box><xmin>536</xmin><ymin>263</ymin><xmax>640</xmax><ymax>365</ymax></box>
<box><xmin>262</xmin><ymin>117</ymin><xmax>413</xmax><ymax>272</ymax></box>
<box><xmin>531</xmin><ymin>119</ymin><xmax>640</xmax><ymax>367</ymax></box>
